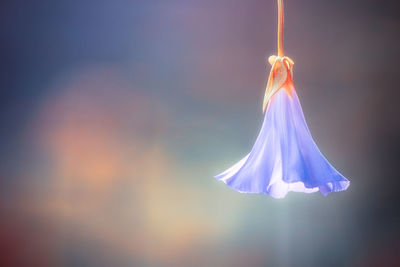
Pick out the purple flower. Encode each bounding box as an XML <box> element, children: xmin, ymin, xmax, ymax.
<box><xmin>215</xmin><ymin>56</ymin><xmax>349</xmax><ymax>198</ymax></box>
<box><xmin>216</xmin><ymin>0</ymin><xmax>349</xmax><ymax>198</ymax></box>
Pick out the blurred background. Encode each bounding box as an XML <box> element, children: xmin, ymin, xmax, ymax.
<box><xmin>1</xmin><ymin>0</ymin><xmax>399</xmax><ymax>266</ymax></box>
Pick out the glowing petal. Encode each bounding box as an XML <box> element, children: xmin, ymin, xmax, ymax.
<box><xmin>216</xmin><ymin>88</ymin><xmax>349</xmax><ymax>198</ymax></box>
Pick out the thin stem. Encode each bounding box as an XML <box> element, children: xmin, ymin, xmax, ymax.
<box><xmin>277</xmin><ymin>0</ymin><xmax>284</xmax><ymax>57</ymax></box>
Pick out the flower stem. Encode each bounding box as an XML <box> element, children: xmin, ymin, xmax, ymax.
<box><xmin>277</xmin><ymin>0</ymin><xmax>284</xmax><ymax>57</ymax></box>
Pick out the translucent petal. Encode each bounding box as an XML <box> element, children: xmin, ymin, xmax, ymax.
<box><xmin>215</xmin><ymin>88</ymin><xmax>349</xmax><ymax>198</ymax></box>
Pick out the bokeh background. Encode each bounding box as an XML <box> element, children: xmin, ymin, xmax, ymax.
<box><xmin>1</xmin><ymin>0</ymin><xmax>399</xmax><ymax>266</ymax></box>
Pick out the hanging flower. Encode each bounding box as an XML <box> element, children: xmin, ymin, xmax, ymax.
<box><xmin>215</xmin><ymin>0</ymin><xmax>349</xmax><ymax>198</ymax></box>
